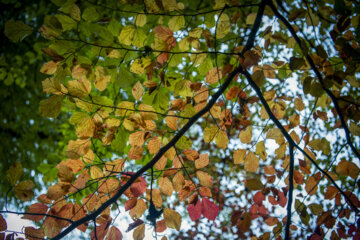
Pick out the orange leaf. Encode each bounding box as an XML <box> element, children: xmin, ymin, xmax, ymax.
<box><xmin>324</xmin><ymin>186</ymin><xmax>338</xmax><ymax>200</ymax></box>
<box><xmin>106</xmin><ymin>226</ymin><xmax>123</xmax><ymax>240</ymax></box>
<box><xmin>25</xmin><ymin>227</ymin><xmax>45</xmax><ymax>240</ymax></box>
<box><xmin>129</xmin><ymin>131</ymin><xmax>146</xmax><ymax>147</ymax></box>
<box><xmin>196</xmin><ymin>171</ymin><xmax>213</xmax><ymax>188</ymax></box>
<box><xmin>158</xmin><ymin>177</ymin><xmax>174</xmax><ymax>196</ymax></box>
<box><xmin>165</xmin><ymin>111</ymin><xmax>178</xmax><ymax>130</ymax></box>
<box><xmin>305</xmin><ymin>176</ymin><xmax>318</xmax><ymax>195</ymax></box>
<box><xmin>156</xmin><ymin>219</ymin><xmax>167</xmax><ymax>233</ymax></box>
<box><xmin>154</xmin><ymin>156</ymin><xmax>167</xmax><ymax>170</ymax></box>
<box><xmin>130</xmin><ymin>199</ymin><xmax>147</xmax><ymax>219</ymax></box>
<box><xmin>148</xmin><ymin>137</ymin><xmax>161</xmax><ymax>154</ymax></box>
<box><xmin>206</xmin><ymin>67</ymin><xmax>222</xmax><ymax>84</ymax></box>
<box><xmin>195</xmin><ymin>153</ymin><xmax>209</xmax><ymax>169</ymax></box>
<box><xmin>183</xmin><ymin>149</ymin><xmax>199</xmax><ymax>161</ymax></box>
<box><xmin>264</xmin><ymin>217</ymin><xmax>278</xmax><ymax>226</ymax></box>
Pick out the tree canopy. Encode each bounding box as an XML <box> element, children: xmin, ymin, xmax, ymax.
<box><xmin>1</xmin><ymin>0</ymin><xmax>360</xmax><ymax>239</ymax></box>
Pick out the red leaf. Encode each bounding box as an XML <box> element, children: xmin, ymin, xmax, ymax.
<box><xmin>90</xmin><ymin>223</ymin><xmax>109</xmax><ymax>240</ymax></box>
<box><xmin>201</xmin><ymin>198</ymin><xmax>219</xmax><ymax>220</ymax></box>
<box><xmin>130</xmin><ymin>177</ymin><xmax>147</xmax><ymax>197</ymax></box>
<box><xmin>125</xmin><ymin>198</ymin><xmax>137</xmax><ymax>211</ymax></box>
<box><xmin>253</xmin><ymin>191</ymin><xmax>265</xmax><ymax>206</ymax></box>
<box><xmin>0</xmin><ymin>214</ymin><xmax>7</xmax><ymax>231</ymax></box>
<box><xmin>187</xmin><ymin>199</ymin><xmax>202</xmax><ymax>221</ymax></box>
<box><xmin>23</xmin><ymin>203</ymin><xmax>48</xmax><ymax>221</ymax></box>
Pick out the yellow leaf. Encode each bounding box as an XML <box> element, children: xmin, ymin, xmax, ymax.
<box><xmin>233</xmin><ymin>149</ymin><xmax>246</xmax><ymax>164</ymax></box>
<box><xmin>266</xmin><ymin>128</ymin><xmax>283</xmax><ymax>140</ymax></box>
<box><xmin>195</xmin><ymin>153</ymin><xmax>209</xmax><ymax>169</ymax></box>
<box><xmin>95</xmin><ymin>66</ymin><xmax>111</xmax><ymax>91</ymax></box>
<box><xmin>215</xmin><ymin>130</ymin><xmax>228</xmax><ymax>149</ymax></box>
<box><xmin>246</xmin><ymin>13</ymin><xmax>257</xmax><ymax>25</ymax></box>
<box><xmin>67</xmin><ymin>79</ymin><xmax>91</xmax><ymax>98</ymax></box>
<box><xmin>336</xmin><ymin>160</ymin><xmax>360</xmax><ymax>179</ymax></box>
<box><xmin>204</xmin><ymin>125</ymin><xmax>218</xmax><ymax>143</ymax></box>
<box><xmin>130</xmin><ymin>199</ymin><xmax>147</xmax><ymax>219</ymax></box>
<box><xmin>66</xmin><ymin>139</ymin><xmax>91</xmax><ymax>159</ymax></box>
<box><xmin>168</xmin><ymin>16</ymin><xmax>185</xmax><ymax>32</ymax></box>
<box><xmin>130</xmin><ymin>57</ymin><xmax>152</xmax><ymax>75</ymax></box>
<box><xmin>57</xmin><ymin>164</ymin><xmax>74</xmax><ymax>183</ymax></box>
<box><xmin>262</xmin><ymin>64</ymin><xmax>276</xmax><ymax>78</ymax></box>
<box><xmin>132</xmin><ymin>81</ymin><xmax>144</xmax><ymax>101</ymax></box>
<box><xmin>178</xmin><ymin>38</ymin><xmax>189</xmax><ymax>51</ymax></box>
<box><xmin>40</xmin><ymin>61</ymin><xmax>58</xmax><ymax>75</ymax></box>
<box><xmin>115</xmin><ymin>101</ymin><xmax>135</xmax><ymax>117</ymax></box>
<box><xmin>294</xmin><ymin>97</ymin><xmax>305</xmax><ymax>111</ymax></box>
<box><xmin>289</xmin><ymin>114</ymin><xmax>300</xmax><ymax>127</ymax></box>
<box><xmin>189</xmin><ymin>28</ymin><xmax>202</xmax><ymax>38</ymax></box>
<box><xmin>210</xmin><ymin>105</ymin><xmax>221</xmax><ymax>119</ymax></box>
<box><xmin>133</xmin><ymin>224</ymin><xmax>145</xmax><ymax>240</ymax></box>
<box><xmin>255</xmin><ymin>141</ymin><xmax>267</xmax><ymax>160</ymax></box>
<box><xmin>90</xmin><ymin>166</ymin><xmax>104</xmax><ymax>179</ymax></box>
<box><xmin>350</xmin><ymin>121</ymin><xmax>360</xmax><ymax>136</ymax></box>
<box><xmin>6</xmin><ymin>161</ymin><xmax>23</xmax><ymax>186</ymax></box>
<box><xmin>196</xmin><ymin>171</ymin><xmax>213</xmax><ymax>187</ymax></box>
<box><xmin>244</xmin><ymin>152</ymin><xmax>259</xmax><ymax>172</ymax></box>
<box><xmin>139</xmin><ymin>104</ymin><xmax>158</xmax><ymax>120</ymax></box>
<box><xmin>118</xmin><ymin>26</ymin><xmax>135</xmax><ymax>45</ymax></box>
<box><xmin>163</xmin><ymin>208</ymin><xmax>182</xmax><ymax>231</ymax></box>
<box><xmin>239</xmin><ymin>126</ymin><xmax>252</xmax><ymax>144</ymax></box>
<box><xmin>42</xmin><ymin>77</ymin><xmax>67</xmax><ymax>95</ymax></box>
<box><xmin>135</xmin><ymin>13</ymin><xmax>147</xmax><ymax>27</ymax></box>
<box><xmin>14</xmin><ymin>180</ymin><xmax>34</xmax><ymax>201</ymax></box>
<box><xmin>158</xmin><ymin>177</ymin><xmax>174</xmax><ymax>196</ymax></box>
<box><xmin>76</xmin><ymin>117</ymin><xmax>95</xmax><ymax>138</ymax></box>
<box><xmin>103</xmin><ymin>159</ymin><xmax>125</xmax><ymax>176</ymax></box>
<box><xmin>172</xmin><ymin>172</ymin><xmax>184</xmax><ymax>192</ymax></box>
<box><xmin>39</xmin><ymin>95</ymin><xmax>63</xmax><ymax>118</ymax></box>
<box><xmin>72</xmin><ymin>65</ymin><xmax>89</xmax><ymax>81</ymax></box>
<box><xmin>146</xmin><ymin>189</ymin><xmax>162</xmax><ymax>207</ymax></box>
<box><xmin>216</xmin><ymin>13</ymin><xmax>230</xmax><ymax>39</ymax></box>
<box><xmin>165</xmin><ymin>111</ymin><xmax>178</xmax><ymax>130</ymax></box>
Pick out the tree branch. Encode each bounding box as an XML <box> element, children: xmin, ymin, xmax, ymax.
<box><xmin>266</xmin><ymin>0</ymin><xmax>360</xmax><ymax>162</ymax></box>
<box><xmin>241</xmin><ymin>68</ymin><xmax>359</xmax><ymax>214</ymax></box>
<box><xmin>51</xmin><ymin>1</ymin><xmax>267</xmax><ymax>239</ymax></box>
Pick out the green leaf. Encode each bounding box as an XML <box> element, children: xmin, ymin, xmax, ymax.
<box><xmin>82</xmin><ymin>7</ymin><xmax>100</xmax><ymax>22</ymax></box>
<box><xmin>133</xmin><ymin>28</ymin><xmax>147</xmax><ymax>48</ymax></box>
<box><xmin>4</xmin><ymin>19</ymin><xmax>32</xmax><ymax>42</ymax></box>
<box><xmin>176</xmin><ymin>136</ymin><xmax>192</xmax><ymax>150</ymax></box>
<box><xmin>112</xmin><ymin>130</ymin><xmax>129</xmax><ymax>153</ymax></box>
<box><xmin>115</xmin><ymin>66</ymin><xmax>135</xmax><ymax>87</ymax></box>
<box><xmin>168</xmin><ymin>16</ymin><xmax>185</xmax><ymax>32</ymax></box>
<box><xmin>55</xmin><ymin>14</ymin><xmax>77</xmax><ymax>31</ymax></box>
<box><xmin>6</xmin><ymin>161</ymin><xmax>23</xmax><ymax>186</ymax></box>
<box><xmin>39</xmin><ymin>95</ymin><xmax>63</xmax><ymax>118</ymax></box>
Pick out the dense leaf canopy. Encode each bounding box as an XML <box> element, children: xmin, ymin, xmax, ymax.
<box><xmin>1</xmin><ymin>0</ymin><xmax>360</xmax><ymax>239</ymax></box>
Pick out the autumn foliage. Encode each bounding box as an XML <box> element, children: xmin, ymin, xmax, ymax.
<box><xmin>1</xmin><ymin>0</ymin><xmax>360</xmax><ymax>239</ymax></box>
